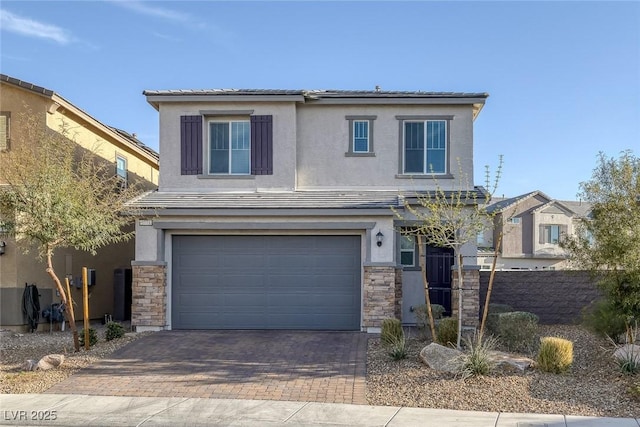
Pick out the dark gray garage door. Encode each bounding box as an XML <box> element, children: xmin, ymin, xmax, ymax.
<box><xmin>171</xmin><ymin>235</ymin><xmax>361</xmax><ymax>330</ymax></box>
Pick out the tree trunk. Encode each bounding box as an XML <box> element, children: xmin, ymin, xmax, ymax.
<box><xmin>46</xmin><ymin>252</ymin><xmax>80</xmax><ymax>352</ymax></box>
<box><xmin>456</xmin><ymin>252</ymin><xmax>463</xmax><ymax>350</ymax></box>
<box><xmin>480</xmin><ymin>231</ymin><xmax>503</xmax><ymax>337</ymax></box>
<box><xmin>417</xmin><ymin>235</ymin><xmax>437</xmax><ymax>341</ymax></box>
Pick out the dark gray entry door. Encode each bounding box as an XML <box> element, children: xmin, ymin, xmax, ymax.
<box><xmin>171</xmin><ymin>235</ymin><xmax>361</xmax><ymax>330</ymax></box>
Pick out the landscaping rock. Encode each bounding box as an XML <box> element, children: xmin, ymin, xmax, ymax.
<box><xmin>613</xmin><ymin>344</ymin><xmax>640</xmax><ymax>365</ymax></box>
<box><xmin>419</xmin><ymin>343</ymin><xmax>463</xmax><ymax>373</ymax></box>
<box><xmin>36</xmin><ymin>354</ymin><xmax>65</xmax><ymax>371</ymax></box>
<box><xmin>22</xmin><ymin>359</ymin><xmax>37</xmax><ymax>371</ymax></box>
<box><xmin>490</xmin><ymin>351</ymin><xmax>535</xmax><ymax>373</ymax></box>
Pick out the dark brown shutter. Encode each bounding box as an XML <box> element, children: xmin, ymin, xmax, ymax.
<box><xmin>250</xmin><ymin>115</ymin><xmax>273</xmax><ymax>175</ymax></box>
<box><xmin>180</xmin><ymin>115</ymin><xmax>203</xmax><ymax>175</ymax></box>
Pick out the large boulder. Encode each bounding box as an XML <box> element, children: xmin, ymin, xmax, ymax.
<box><xmin>419</xmin><ymin>343</ymin><xmax>464</xmax><ymax>373</ymax></box>
<box><xmin>614</xmin><ymin>344</ymin><xmax>640</xmax><ymax>365</ymax></box>
<box><xmin>36</xmin><ymin>354</ymin><xmax>65</xmax><ymax>371</ymax></box>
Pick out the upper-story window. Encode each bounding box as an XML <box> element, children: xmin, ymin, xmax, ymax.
<box><xmin>209</xmin><ymin>121</ymin><xmax>250</xmax><ymax>174</ymax></box>
<box><xmin>403</xmin><ymin>120</ymin><xmax>447</xmax><ymax>174</ymax></box>
<box><xmin>507</xmin><ymin>217</ymin><xmax>521</xmax><ymax>224</ymax></box>
<box><xmin>180</xmin><ymin>114</ymin><xmax>272</xmax><ymax>177</ymax></box>
<box><xmin>0</xmin><ymin>112</ymin><xmax>10</xmax><ymax>151</ymax></box>
<box><xmin>540</xmin><ymin>224</ymin><xmax>566</xmax><ymax>245</ymax></box>
<box><xmin>345</xmin><ymin>115</ymin><xmax>376</xmax><ymax>157</ymax></box>
<box><xmin>116</xmin><ymin>154</ymin><xmax>127</xmax><ymax>187</ymax></box>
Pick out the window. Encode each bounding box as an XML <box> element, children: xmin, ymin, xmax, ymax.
<box><xmin>0</xmin><ymin>112</ymin><xmax>10</xmax><ymax>151</ymax></box>
<box><xmin>345</xmin><ymin>115</ymin><xmax>376</xmax><ymax>156</ymax></box>
<box><xmin>507</xmin><ymin>217</ymin><xmax>521</xmax><ymax>224</ymax></box>
<box><xmin>400</xmin><ymin>235</ymin><xmax>416</xmax><ymax>266</ymax></box>
<box><xmin>209</xmin><ymin>121</ymin><xmax>250</xmax><ymax>174</ymax></box>
<box><xmin>540</xmin><ymin>224</ymin><xmax>566</xmax><ymax>245</ymax></box>
<box><xmin>116</xmin><ymin>155</ymin><xmax>127</xmax><ymax>186</ymax></box>
<box><xmin>402</xmin><ymin>120</ymin><xmax>447</xmax><ymax>174</ymax></box>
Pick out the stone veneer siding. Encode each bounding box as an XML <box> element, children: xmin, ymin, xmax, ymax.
<box><xmin>394</xmin><ymin>268</ymin><xmax>403</xmax><ymax>319</ymax></box>
<box><xmin>363</xmin><ymin>266</ymin><xmax>400</xmax><ymax>328</ymax></box>
<box><xmin>131</xmin><ymin>264</ymin><xmax>167</xmax><ymax>329</ymax></box>
<box><xmin>451</xmin><ymin>268</ymin><xmax>480</xmax><ymax>329</ymax></box>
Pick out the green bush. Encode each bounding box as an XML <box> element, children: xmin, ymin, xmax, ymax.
<box><xmin>537</xmin><ymin>336</ymin><xmax>573</xmax><ymax>374</ymax></box>
<box><xmin>414</xmin><ymin>304</ymin><xmax>445</xmax><ymax>339</ymax></box>
<box><xmin>105</xmin><ymin>322</ymin><xmax>126</xmax><ymax>341</ymax></box>
<box><xmin>436</xmin><ymin>317</ymin><xmax>458</xmax><ymax>347</ymax></box>
<box><xmin>582</xmin><ymin>299</ymin><xmax>628</xmax><ymax>343</ymax></box>
<box><xmin>380</xmin><ymin>318</ymin><xmax>404</xmax><ymax>347</ymax></box>
<box><xmin>458</xmin><ymin>332</ymin><xmax>499</xmax><ymax>378</ymax></box>
<box><xmin>615</xmin><ymin>345</ymin><xmax>640</xmax><ymax>375</ymax></box>
<box><xmin>486</xmin><ymin>304</ymin><xmax>514</xmax><ymax>336</ymax></box>
<box><xmin>79</xmin><ymin>327</ymin><xmax>98</xmax><ymax>347</ymax></box>
<box><xmin>495</xmin><ymin>311</ymin><xmax>539</xmax><ymax>353</ymax></box>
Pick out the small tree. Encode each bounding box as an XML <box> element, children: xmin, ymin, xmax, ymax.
<box><xmin>394</xmin><ymin>158</ymin><xmax>502</xmax><ymax>348</ymax></box>
<box><xmin>0</xmin><ymin>110</ymin><xmax>144</xmax><ymax>351</ymax></box>
<box><xmin>562</xmin><ymin>150</ymin><xmax>640</xmax><ymax>339</ymax></box>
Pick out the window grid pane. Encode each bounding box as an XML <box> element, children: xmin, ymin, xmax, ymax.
<box><xmin>426</xmin><ymin>120</ymin><xmax>446</xmax><ymax>173</ymax></box>
<box><xmin>209</xmin><ymin>121</ymin><xmax>250</xmax><ymax>174</ymax></box>
<box><xmin>353</xmin><ymin>121</ymin><xmax>369</xmax><ymax>152</ymax></box>
<box><xmin>404</xmin><ymin>122</ymin><xmax>424</xmax><ymax>173</ymax></box>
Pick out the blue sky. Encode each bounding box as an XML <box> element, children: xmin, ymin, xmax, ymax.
<box><xmin>0</xmin><ymin>1</ymin><xmax>638</xmax><ymax>200</ymax></box>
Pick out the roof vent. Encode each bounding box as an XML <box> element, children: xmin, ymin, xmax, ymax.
<box><xmin>375</xmin><ymin>85</ymin><xmax>381</xmax><ymax>92</ymax></box>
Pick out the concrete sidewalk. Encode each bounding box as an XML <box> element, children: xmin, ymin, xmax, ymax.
<box><xmin>1</xmin><ymin>394</ymin><xmax>638</xmax><ymax>427</ymax></box>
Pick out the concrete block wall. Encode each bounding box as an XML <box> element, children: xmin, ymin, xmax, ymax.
<box><xmin>479</xmin><ymin>270</ymin><xmax>601</xmax><ymax>324</ymax></box>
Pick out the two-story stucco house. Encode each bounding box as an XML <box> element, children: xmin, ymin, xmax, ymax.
<box><xmin>477</xmin><ymin>191</ymin><xmax>592</xmax><ymax>271</ymax></box>
<box><xmin>0</xmin><ymin>74</ymin><xmax>159</xmax><ymax>330</ymax></box>
<box><xmin>129</xmin><ymin>88</ymin><xmax>489</xmax><ymax>332</ymax></box>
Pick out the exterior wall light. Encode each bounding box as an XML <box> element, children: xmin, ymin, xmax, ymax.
<box><xmin>376</xmin><ymin>231</ymin><xmax>384</xmax><ymax>247</ymax></box>
<box><xmin>0</xmin><ymin>241</ymin><xmax>5</xmax><ymax>256</ymax></box>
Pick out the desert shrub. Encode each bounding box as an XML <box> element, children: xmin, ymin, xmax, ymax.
<box><xmin>495</xmin><ymin>311</ymin><xmax>539</xmax><ymax>353</ymax></box>
<box><xmin>387</xmin><ymin>335</ymin><xmax>408</xmax><ymax>360</ymax></box>
<box><xmin>537</xmin><ymin>336</ymin><xmax>573</xmax><ymax>374</ymax></box>
<box><xmin>458</xmin><ymin>332</ymin><xmax>499</xmax><ymax>379</ymax></box>
<box><xmin>79</xmin><ymin>327</ymin><xmax>98</xmax><ymax>347</ymax></box>
<box><xmin>615</xmin><ymin>345</ymin><xmax>640</xmax><ymax>375</ymax></box>
<box><xmin>105</xmin><ymin>322</ymin><xmax>126</xmax><ymax>341</ymax></box>
<box><xmin>486</xmin><ymin>303</ymin><xmax>514</xmax><ymax>336</ymax></box>
<box><xmin>414</xmin><ymin>304</ymin><xmax>445</xmax><ymax>339</ymax></box>
<box><xmin>380</xmin><ymin>318</ymin><xmax>404</xmax><ymax>347</ymax></box>
<box><xmin>436</xmin><ymin>317</ymin><xmax>458</xmax><ymax>347</ymax></box>
<box><xmin>582</xmin><ymin>299</ymin><xmax>628</xmax><ymax>343</ymax></box>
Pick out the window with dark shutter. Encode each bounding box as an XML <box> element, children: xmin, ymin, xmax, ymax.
<box><xmin>250</xmin><ymin>115</ymin><xmax>273</xmax><ymax>175</ymax></box>
<box><xmin>180</xmin><ymin>115</ymin><xmax>203</xmax><ymax>175</ymax></box>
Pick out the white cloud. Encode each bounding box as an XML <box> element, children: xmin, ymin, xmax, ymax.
<box><xmin>0</xmin><ymin>9</ymin><xmax>72</xmax><ymax>44</ymax></box>
<box><xmin>110</xmin><ymin>1</ymin><xmax>192</xmax><ymax>23</ymax></box>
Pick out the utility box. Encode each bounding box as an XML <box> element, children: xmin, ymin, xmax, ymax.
<box><xmin>113</xmin><ymin>268</ymin><xmax>132</xmax><ymax>321</ymax></box>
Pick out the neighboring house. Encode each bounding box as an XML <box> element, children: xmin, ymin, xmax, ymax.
<box><xmin>477</xmin><ymin>191</ymin><xmax>592</xmax><ymax>271</ymax></box>
<box><xmin>128</xmin><ymin>88</ymin><xmax>489</xmax><ymax>331</ymax></box>
<box><xmin>0</xmin><ymin>74</ymin><xmax>159</xmax><ymax>330</ymax></box>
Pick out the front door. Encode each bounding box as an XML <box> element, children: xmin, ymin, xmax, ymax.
<box><xmin>425</xmin><ymin>246</ymin><xmax>454</xmax><ymax>316</ymax></box>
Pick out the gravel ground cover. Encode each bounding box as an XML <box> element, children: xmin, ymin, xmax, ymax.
<box><xmin>2</xmin><ymin>322</ymin><xmax>638</xmax><ymax>418</ymax></box>
<box><xmin>366</xmin><ymin>324</ymin><xmax>639</xmax><ymax>417</ymax></box>
<box><xmin>0</xmin><ymin>323</ymin><xmax>150</xmax><ymax>394</ymax></box>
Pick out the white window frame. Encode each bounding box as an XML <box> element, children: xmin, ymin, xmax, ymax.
<box><xmin>508</xmin><ymin>217</ymin><xmax>521</xmax><ymax>224</ymax></box>
<box><xmin>543</xmin><ymin>224</ymin><xmax>561</xmax><ymax>245</ymax></box>
<box><xmin>207</xmin><ymin>120</ymin><xmax>251</xmax><ymax>175</ymax></box>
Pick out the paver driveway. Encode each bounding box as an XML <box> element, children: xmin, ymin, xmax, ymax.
<box><xmin>46</xmin><ymin>330</ymin><xmax>368</xmax><ymax>404</ymax></box>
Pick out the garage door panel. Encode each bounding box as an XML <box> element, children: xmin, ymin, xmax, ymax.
<box><xmin>172</xmin><ymin>235</ymin><xmax>361</xmax><ymax>330</ymax></box>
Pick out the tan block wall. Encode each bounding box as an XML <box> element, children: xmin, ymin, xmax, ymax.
<box><xmin>451</xmin><ymin>269</ymin><xmax>480</xmax><ymax>328</ymax></box>
<box><xmin>132</xmin><ymin>264</ymin><xmax>166</xmax><ymax>328</ymax></box>
<box><xmin>363</xmin><ymin>266</ymin><xmax>399</xmax><ymax>328</ymax></box>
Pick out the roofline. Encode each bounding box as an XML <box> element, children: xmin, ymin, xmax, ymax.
<box><xmin>1</xmin><ymin>74</ymin><xmax>159</xmax><ymax>165</ymax></box>
<box><xmin>142</xmin><ymin>89</ymin><xmax>489</xmax><ymax>117</ymax></box>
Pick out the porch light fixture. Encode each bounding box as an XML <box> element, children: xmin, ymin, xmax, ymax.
<box><xmin>376</xmin><ymin>231</ymin><xmax>384</xmax><ymax>247</ymax></box>
<box><xmin>0</xmin><ymin>241</ymin><xmax>5</xmax><ymax>256</ymax></box>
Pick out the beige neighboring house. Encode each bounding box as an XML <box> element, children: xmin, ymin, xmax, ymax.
<box><xmin>0</xmin><ymin>74</ymin><xmax>159</xmax><ymax>331</ymax></box>
<box><xmin>477</xmin><ymin>191</ymin><xmax>592</xmax><ymax>271</ymax></box>
<box><xmin>128</xmin><ymin>87</ymin><xmax>491</xmax><ymax>331</ymax></box>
